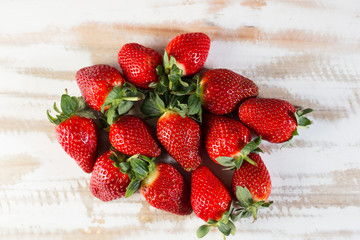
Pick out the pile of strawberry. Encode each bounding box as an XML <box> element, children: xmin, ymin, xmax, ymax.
<box><xmin>47</xmin><ymin>32</ymin><xmax>312</xmax><ymax>238</ymax></box>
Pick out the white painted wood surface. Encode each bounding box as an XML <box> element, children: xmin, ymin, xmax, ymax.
<box><xmin>1</xmin><ymin>0</ymin><xmax>360</xmax><ymax>239</ymax></box>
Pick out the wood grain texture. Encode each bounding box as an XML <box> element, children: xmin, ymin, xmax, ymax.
<box><xmin>1</xmin><ymin>0</ymin><xmax>360</xmax><ymax>239</ymax></box>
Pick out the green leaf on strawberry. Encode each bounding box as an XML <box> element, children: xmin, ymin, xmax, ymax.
<box><xmin>125</xmin><ymin>180</ymin><xmax>141</xmax><ymax>198</ymax></box>
<box><xmin>47</xmin><ymin>90</ymin><xmax>96</xmax><ymax>125</ymax></box>
<box><xmin>282</xmin><ymin>107</ymin><xmax>313</xmax><ymax>148</ymax></box>
<box><xmin>141</xmin><ymin>92</ymin><xmax>166</xmax><ymax>117</ymax></box>
<box><xmin>101</xmin><ymin>83</ymin><xmax>145</xmax><ymax>125</ymax></box>
<box><xmin>111</xmin><ymin>154</ymin><xmax>157</xmax><ymax>198</ymax></box>
<box><xmin>196</xmin><ymin>225</ymin><xmax>211</xmax><ymax>238</ymax></box>
<box><xmin>216</xmin><ymin>136</ymin><xmax>262</xmax><ymax>170</ymax></box>
<box><xmin>235</xmin><ymin>186</ymin><xmax>253</xmax><ymax>208</ymax></box>
<box><xmin>217</xmin><ymin>221</ymin><xmax>231</xmax><ymax>236</ymax></box>
<box><xmin>130</xmin><ymin>158</ymin><xmax>149</xmax><ymax>179</ymax></box>
<box><xmin>231</xmin><ymin>186</ymin><xmax>273</xmax><ymax>222</ymax></box>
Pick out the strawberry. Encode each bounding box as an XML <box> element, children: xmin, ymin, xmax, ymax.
<box><xmin>203</xmin><ymin>113</ymin><xmax>262</xmax><ymax>169</ymax></box>
<box><xmin>76</xmin><ymin>64</ymin><xmax>145</xmax><ymax>125</ymax></box>
<box><xmin>165</xmin><ymin>32</ymin><xmax>210</xmax><ymax>77</ymax></box>
<box><xmin>191</xmin><ymin>166</ymin><xmax>236</xmax><ymax>238</ymax></box>
<box><xmin>90</xmin><ymin>151</ymin><xmax>130</xmax><ymax>201</ymax></box>
<box><xmin>231</xmin><ymin>153</ymin><xmax>273</xmax><ymax>221</ymax></box>
<box><xmin>238</xmin><ymin>98</ymin><xmax>313</xmax><ymax>144</ymax></box>
<box><xmin>157</xmin><ymin>111</ymin><xmax>201</xmax><ymax>171</ymax></box>
<box><xmin>199</xmin><ymin>69</ymin><xmax>258</xmax><ymax>115</ymax></box>
<box><xmin>141</xmin><ymin>162</ymin><xmax>192</xmax><ymax>215</ymax></box>
<box><xmin>47</xmin><ymin>91</ymin><xmax>98</xmax><ymax>173</ymax></box>
<box><xmin>120</xmin><ymin>155</ymin><xmax>192</xmax><ymax>215</ymax></box>
<box><xmin>118</xmin><ymin>43</ymin><xmax>162</xmax><ymax>89</ymax></box>
<box><xmin>141</xmin><ymin>92</ymin><xmax>202</xmax><ymax>172</ymax></box>
<box><xmin>109</xmin><ymin>115</ymin><xmax>161</xmax><ymax>157</ymax></box>
<box><xmin>76</xmin><ymin>64</ymin><xmax>125</xmax><ymax>111</ymax></box>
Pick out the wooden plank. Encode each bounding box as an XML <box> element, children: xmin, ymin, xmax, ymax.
<box><xmin>0</xmin><ymin>0</ymin><xmax>359</xmax><ymax>239</ymax></box>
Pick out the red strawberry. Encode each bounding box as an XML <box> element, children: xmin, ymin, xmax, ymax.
<box><xmin>47</xmin><ymin>92</ymin><xmax>98</xmax><ymax>173</ymax></box>
<box><xmin>157</xmin><ymin>111</ymin><xmax>201</xmax><ymax>172</ymax></box>
<box><xmin>203</xmin><ymin>113</ymin><xmax>261</xmax><ymax>169</ymax></box>
<box><xmin>90</xmin><ymin>151</ymin><xmax>130</xmax><ymax>201</ymax></box>
<box><xmin>141</xmin><ymin>92</ymin><xmax>202</xmax><ymax>172</ymax></box>
<box><xmin>76</xmin><ymin>64</ymin><xmax>145</xmax><ymax>125</ymax></box>
<box><xmin>232</xmin><ymin>153</ymin><xmax>271</xmax><ymax>202</ymax></box>
<box><xmin>231</xmin><ymin>153</ymin><xmax>273</xmax><ymax>221</ymax></box>
<box><xmin>199</xmin><ymin>69</ymin><xmax>258</xmax><ymax>115</ymax></box>
<box><xmin>118</xmin><ymin>43</ymin><xmax>162</xmax><ymax>89</ymax></box>
<box><xmin>109</xmin><ymin>115</ymin><xmax>161</xmax><ymax>157</ymax></box>
<box><xmin>141</xmin><ymin>163</ymin><xmax>192</xmax><ymax>215</ymax></box>
<box><xmin>76</xmin><ymin>64</ymin><xmax>125</xmax><ymax>111</ymax></box>
<box><xmin>121</xmin><ymin>155</ymin><xmax>192</xmax><ymax>215</ymax></box>
<box><xmin>166</xmin><ymin>32</ymin><xmax>210</xmax><ymax>77</ymax></box>
<box><xmin>238</xmin><ymin>98</ymin><xmax>313</xmax><ymax>144</ymax></box>
<box><xmin>191</xmin><ymin>166</ymin><xmax>236</xmax><ymax>238</ymax></box>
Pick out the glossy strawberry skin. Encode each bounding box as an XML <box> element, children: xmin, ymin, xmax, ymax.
<box><xmin>55</xmin><ymin>115</ymin><xmax>98</xmax><ymax>173</ymax></box>
<box><xmin>109</xmin><ymin>115</ymin><xmax>161</xmax><ymax>158</ymax></box>
<box><xmin>203</xmin><ymin>114</ymin><xmax>251</xmax><ymax>164</ymax></box>
<box><xmin>76</xmin><ymin>64</ymin><xmax>125</xmax><ymax>111</ymax></box>
<box><xmin>239</xmin><ymin>98</ymin><xmax>297</xmax><ymax>143</ymax></box>
<box><xmin>232</xmin><ymin>153</ymin><xmax>271</xmax><ymax>202</ymax></box>
<box><xmin>118</xmin><ymin>43</ymin><xmax>162</xmax><ymax>89</ymax></box>
<box><xmin>191</xmin><ymin>166</ymin><xmax>232</xmax><ymax>222</ymax></box>
<box><xmin>156</xmin><ymin>111</ymin><xmax>201</xmax><ymax>172</ymax></box>
<box><xmin>166</xmin><ymin>32</ymin><xmax>210</xmax><ymax>76</ymax></box>
<box><xmin>90</xmin><ymin>151</ymin><xmax>130</xmax><ymax>201</ymax></box>
<box><xmin>200</xmin><ymin>69</ymin><xmax>258</xmax><ymax>115</ymax></box>
<box><xmin>141</xmin><ymin>163</ymin><xmax>192</xmax><ymax>215</ymax></box>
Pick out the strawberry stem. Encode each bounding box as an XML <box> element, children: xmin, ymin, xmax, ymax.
<box><xmin>251</xmin><ymin>206</ymin><xmax>257</xmax><ymax>222</ymax></box>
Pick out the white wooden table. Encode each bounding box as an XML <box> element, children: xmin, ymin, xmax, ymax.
<box><xmin>1</xmin><ymin>0</ymin><xmax>360</xmax><ymax>239</ymax></box>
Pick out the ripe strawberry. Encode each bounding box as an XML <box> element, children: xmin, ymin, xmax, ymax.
<box><xmin>109</xmin><ymin>115</ymin><xmax>161</xmax><ymax>157</ymax></box>
<box><xmin>203</xmin><ymin>113</ymin><xmax>262</xmax><ymax>169</ymax></box>
<box><xmin>165</xmin><ymin>32</ymin><xmax>210</xmax><ymax>77</ymax></box>
<box><xmin>191</xmin><ymin>166</ymin><xmax>236</xmax><ymax>238</ymax></box>
<box><xmin>90</xmin><ymin>151</ymin><xmax>130</xmax><ymax>201</ymax></box>
<box><xmin>120</xmin><ymin>155</ymin><xmax>192</xmax><ymax>215</ymax></box>
<box><xmin>76</xmin><ymin>64</ymin><xmax>145</xmax><ymax>125</ymax></box>
<box><xmin>238</xmin><ymin>98</ymin><xmax>313</xmax><ymax>144</ymax></box>
<box><xmin>231</xmin><ymin>153</ymin><xmax>273</xmax><ymax>221</ymax></box>
<box><xmin>141</xmin><ymin>91</ymin><xmax>202</xmax><ymax>172</ymax></box>
<box><xmin>47</xmin><ymin>92</ymin><xmax>98</xmax><ymax>173</ymax></box>
<box><xmin>157</xmin><ymin>111</ymin><xmax>201</xmax><ymax>172</ymax></box>
<box><xmin>76</xmin><ymin>64</ymin><xmax>125</xmax><ymax>111</ymax></box>
<box><xmin>141</xmin><ymin>163</ymin><xmax>192</xmax><ymax>215</ymax></box>
<box><xmin>199</xmin><ymin>69</ymin><xmax>258</xmax><ymax>115</ymax></box>
<box><xmin>118</xmin><ymin>43</ymin><xmax>162</xmax><ymax>89</ymax></box>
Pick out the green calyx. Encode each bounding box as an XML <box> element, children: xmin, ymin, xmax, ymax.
<box><xmin>151</xmin><ymin>51</ymin><xmax>187</xmax><ymax>95</ymax></box>
<box><xmin>231</xmin><ymin>186</ymin><xmax>273</xmax><ymax>222</ymax></box>
<box><xmin>101</xmin><ymin>82</ymin><xmax>145</xmax><ymax>125</ymax></box>
<box><xmin>282</xmin><ymin>107</ymin><xmax>313</xmax><ymax>148</ymax></box>
<box><xmin>140</xmin><ymin>89</ymin><xmax>202</xmax><ymax>122</ymax></box>
<box><xmin>148</xmin><ymin>51</ymin><xmax>202</xmax><ymax>122</ymax></box>
<box><xmin>47</xmin><ymin>89</ymin><xmax>96</xmax><ymax>125</ymax></box>
<box><xmin>197</xmin><ymin>202</ymin><xmax>236</xmax><ymax>239</ymax></box>
<box><xmin>109</xmin><ymin>149</ymin><xmax>128</xmax><ymax>169</ymax></box>
<box><xmin>111</xmin><ymin>151</ymin><xmax>156</xmax><ymax>198</ymax></box>
<box><xmin>216</xmin><ymin>136</ymin><xmax>263</xmax><ymax>170</ymax></box>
